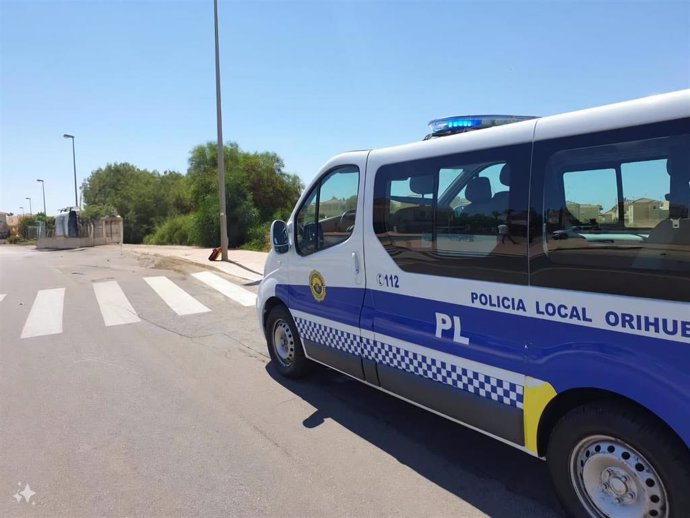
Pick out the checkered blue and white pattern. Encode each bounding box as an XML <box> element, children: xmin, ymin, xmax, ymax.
<box><xmin>362</xmin><ymin>337</ymin><xmax>523</xmax><ymax>408</ymax></box>
<box><xmin>294</xmin><ymin>317</ymin><xmax>361</xmax><ymax>356</ymax></box>
<box><xmin>294</xmin><ymin>316</ymin><xmax>523</xmax><ymax>409</ymax></box>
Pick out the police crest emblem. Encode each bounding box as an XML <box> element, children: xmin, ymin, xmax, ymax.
<box><xmin>309</xmin><ymin>270</ymin><xmax>327</xmax><ymax>302</ymax></box>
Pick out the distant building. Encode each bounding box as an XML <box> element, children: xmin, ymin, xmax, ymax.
<box><xmin>566</xmin><ymin>202</ymin><xmax>604</xmax><ymax>224</ymax></box>
<box><xmin>601</xmin><ymin>198</ymin><xmax>668</xmax><ymax>227</ymax></box>
<box><xmin>0</xmin><ymin>212</ymin><xmax>8</xmax><ymax>238</ymax></box>
<box><xmin>625</xmin><ymin>198</ymin><xmax>669</xmax><ymax>227</ymax></box>
<box><xmin>5</xmin><ymin>214</ymin><xmax>23</xmax><ymax>235</ymax></box>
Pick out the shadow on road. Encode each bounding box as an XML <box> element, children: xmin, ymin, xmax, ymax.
<box><xmin>266</xmin><ymin>362</ymin><xmax>564</xmax><ymax>518</ymax></box>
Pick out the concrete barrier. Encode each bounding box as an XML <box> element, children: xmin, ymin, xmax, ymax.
<box><xmin>38</xmin><ymin>216</ymin><xmax>123</xmax><ymax>250</ymax></box>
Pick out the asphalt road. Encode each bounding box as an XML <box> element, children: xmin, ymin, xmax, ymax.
<box><xmin>0</xmin><ymin>245</ymin><xmax>564</xmax><ymax>517</ymax></box>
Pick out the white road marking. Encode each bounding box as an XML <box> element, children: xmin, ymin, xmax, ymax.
<box><xmin>20</xmin><ymin>288</ymin><xmax>65</xmax><ymax>338</ymax></box>
<box><xmin>144</xmin><ymin>276</ymin><xmax>210</xmax><ymax>316</ymax></box>
<box><xmin>93</xmin><ymin>280</ymin><xmax>140</xmax><ymax>326</ymax></box>
<box><xmin>0</xmin><ymin>294</ymin><xmax>6</xmax><ymax>302</ymax></box>
<box><xmin>192</xmin><ymin>271</ymin><xmax>256</xmax><ymax>307</ymax></box>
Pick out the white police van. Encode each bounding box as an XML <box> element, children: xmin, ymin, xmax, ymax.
<box><xmin>257</xmin><ymin>90</ymin><xmax>690</xmax><ymax>518</ymax></box>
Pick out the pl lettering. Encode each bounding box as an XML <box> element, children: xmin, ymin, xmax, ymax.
<box><xmin>435</xmin><ymin>312</ymin><xmax>470</xmax><ymax>345</ymax></box>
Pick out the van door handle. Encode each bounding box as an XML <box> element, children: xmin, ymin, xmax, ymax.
<box><xmin>352</xmin><ymin>252</ymin><xmax>360</xmax><ymax>275</ymax></box>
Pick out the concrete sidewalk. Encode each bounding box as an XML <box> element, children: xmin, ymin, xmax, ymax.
<box><xmin>123</xmin><ymin>244</ymin><xmax>267</xmax><ymax>282</ymax></box>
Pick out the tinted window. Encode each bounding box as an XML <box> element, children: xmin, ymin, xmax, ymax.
<box><xmin>295</xmin><ymin>166</ymin><xmax>359</xmax><ymax>256</ymax></box>
<box><xmin>621</xmin><ymin>159</ymin><xmax>669</xmax><ymax>228</ymax></box>
<box><xmin>373</xmin><ymin>143</ymin><xmax>531</xmax><ymax>284</ymax></box>
<box><xmin>295</xmin><ymin>188</ymin><xmax>318</xmax><ymax>255</ymax></box>
<box><xmin>531</xmin><ymin>118</ymin><xmax>690</xmax><ymax>301</ymax></box>
<box><xmin>562</xmin><ymin>168</ymin><xmax>619</xmax><ymax>225</ymax></box>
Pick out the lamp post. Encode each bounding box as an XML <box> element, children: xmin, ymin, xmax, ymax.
<box><xmin>25</xmin><ymin>197</ymin><xmax>32</xmax><ymax>217</ymax></box>
<box><xmin>36</xmin><ymin>179</ymin><xmax>47</xmax><ymax>215</ymax></box>
<box><xmin>213</xmin><ymin>0</ymin><xmax>228</xmax><ymax>261</ymax></box>
<box><xmin>63</xmin><ymin>134</ymin><xmax>78</xmax><ymax>208</ymax></box>
<box><xmin>19</xmin><ymin>206</ymin><xmax>24</xmax><ymax>217</ymax></box>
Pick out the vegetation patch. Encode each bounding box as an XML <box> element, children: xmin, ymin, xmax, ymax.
<box><xmin>81</xmin><ymin>142</ymin><xmax>302</xmax><ymax>250</ymax></box>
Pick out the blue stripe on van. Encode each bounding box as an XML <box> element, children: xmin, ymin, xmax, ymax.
<box><xmin>279</xmin><ymin>284</ymin><xmax>363</xmax><ymax>328</ymax></box>
<box><xmin>276</xmin><ymin>283</ymin><xmax>690</xmax><ymax>445</ymax></box>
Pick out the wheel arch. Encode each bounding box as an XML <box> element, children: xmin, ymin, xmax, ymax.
<box><xmin>536</xmin><ymin>388</ymin><xmax>686</xmax><ymax>458</ymax></box>
<box><xmin>262</xmin><ymin>296</ymin><xmax>288</xmax><ymax>334</ymax></box>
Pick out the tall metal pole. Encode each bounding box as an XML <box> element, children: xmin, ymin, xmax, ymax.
<box><xmin>63</xmin><ymin>134</ymin><xmax>78</xmax><ymax>208</ymax></box>
<box><xmin>71</xmin><ymin>137</ymin><xmax>78</xmax><ymax>208</ymax></box>
<box><xmin>37</xmin><ymin>179</ymin><xmax>47</xmax><ymax>215</ymax></box>
<box><xmin>214</xmin><ymin>0</ymin><xmax>229</xmax><ymax>261</ymax></box>
<box><xmin>26</xmin><ymin>197</ymin><xmax>32</xmax><ymax>217</ymax></box>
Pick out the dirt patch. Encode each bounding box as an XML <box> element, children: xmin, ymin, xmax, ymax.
<box><xmin>151</xmin><ymin>256</ymin><xmax>198</xmax><ymax>274</ymax></box>
<box><xmin>132</xmin><ymin>252</ymin><xmax>205</xmax><ymax>275</ymax></box>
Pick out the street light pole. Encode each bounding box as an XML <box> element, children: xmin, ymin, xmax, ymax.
<box><xmin>20</xmin><ymin>206</ymin><xmax>24</xmax><ymax>217</ymax></box>
<box><xmin>37</xmin><ymin>179</ymin><xmax>47</xmax><ymax>215</ymax></box>
<box><xmin>25</xmin><ymin>197</ymin><xmax>32</xmax><ymax>217</ymax></box>
<box><xmin>63</xmin><ymin>134</ymin><xmax>78</xmax><ymax>208</ymax></box>
<box><xmin>213</xmin><ymin>0</ymin><xmax>229</xmax><ymax>261</ymax></box>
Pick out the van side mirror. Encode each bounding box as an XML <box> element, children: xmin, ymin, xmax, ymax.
<box><xmin>271</xmin><ymin>220</ymin><xmax>289</xmax><ymax>254</ymax></box>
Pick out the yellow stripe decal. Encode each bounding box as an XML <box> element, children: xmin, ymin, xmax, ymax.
<box><xmin>523</xmin><ymin>378</ymin><xmax>557</xmax><ymax>454</ymax></box>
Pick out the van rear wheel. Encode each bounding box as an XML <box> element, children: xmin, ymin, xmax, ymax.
<box><xmin>546</xmin><ymin>401</ymin><xmax>690</xmax><ymax>518</ymax></box>
<box><xmin>265</xmin><ymin>305</ymin><xmax>310</xmax><ymax>378</ymax></box>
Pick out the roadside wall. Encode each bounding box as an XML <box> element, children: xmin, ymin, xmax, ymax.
<box><xmin>38</xmin><ymin>216</ymin><xmax>123</xmax><ymax>250</ymax></box>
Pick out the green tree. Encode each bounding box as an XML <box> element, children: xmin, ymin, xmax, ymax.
<box><xmin>82</xmin><ymin>163</ymin><xmax>188</xmax><ymax>243</ymax></box>
<box><xmin>240</xmin><ymin>152</ymin><xmax>302</xmax><ymax>221</ymax></box>
<box><xmin>80</xmin><ymin>204</ymin><xmax>118</xmax><ymax>222</ymax></box>
<box><xmin>18</xmin><ymin>216</ymin><xmax>37</xmax><ymax>239</ymax></box>
<box><xmin>34</xmin><ymin>212</ymin><xmax>56</xmax><ymax>227</ymax></box>
<box><xmin>82</xmin><ymin>142</ymin><xmax>302</xmax><ymax>248</ymax></box>
<box><xmin>185</xmin><ymin>142</ymin><xmax>302</xmax><ymax>246</ymax></box>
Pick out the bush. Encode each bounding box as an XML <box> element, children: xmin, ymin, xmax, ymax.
<box><xmin>242</xmin><ymin>221</ymin><xmax>272</xmax><ymax>251</ymax></box>
<box><xmin>18</xmin><ymin>216</ymin><xmax>37</xmax><ymax>239</ymax></box>
<box><xmin>7</xmin><ymin>234</ymin><xmax>21</xmax><ymax>244</ymax></box>
<box><xmin>194</xmin><ymin>195</ymin><xmax>220</xmax><ymax>248</ymax></box>
<box><xmin>81</xmin><ymin>204</ymin><xmax>118</xmax><ymax>222</ymax></box>
<box><xmin>144</xmin><ymin>214</ymin><xmax>200</xmax><ymax>245</ymax></box>
<box><xmin>194</xmin><ymin>180</ymin><xmax>260</xmax><ymax>248</ymax></box>
<box><xmin>225</xmin><ymin>173</ymin><xmax>260</xmax><ymax>247</ymax></box>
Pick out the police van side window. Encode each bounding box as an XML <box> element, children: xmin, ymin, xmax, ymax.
<box><xmin>562</xmin><ymin>168</ymin><xmax>619</xmax><ymax>226</ymax></box>
<box><xmin>531</xmin><ymin>119</ymin><xmax>690</xmax><ymax>302</ymax></box>
<box><xmin>373</xmin><ymin>143</ymin><xmax>531</xmax><ymax>284</ymax></box>
<box><xmin>295</xmin><ymin>166</ymin><xmax>359</xmax><ymax>256</ymax></box>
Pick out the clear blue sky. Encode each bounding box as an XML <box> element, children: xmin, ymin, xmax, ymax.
<box><xmin>1</xmin><ymin>0</ymin><xmax>688</xmax><ymax>216</ymax></box>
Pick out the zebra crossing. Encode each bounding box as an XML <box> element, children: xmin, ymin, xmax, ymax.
<box><xmin>192</xmin><ymin>271</ymin><xmax>257</xmax><ymax>307</ymax></box>
<box><xmin>93</xmin><ymin>280</ymin><xmax>142</xmax><ymax>327</ymax></box>
<box><xmin>20</xmin><ymin>288</ymin><xmax>65</xmax><ymax>338</ymax></box>
<box><xmin>1</xmin><ymin>271</ymin><xmax>256</xmax><ymax>339</ymax></box>
<box><xmin>143</xmin><ymin>276</ymin><xmax>210</xmax><ymax>316</ymax></box>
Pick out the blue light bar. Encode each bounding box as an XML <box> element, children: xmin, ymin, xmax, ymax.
<box><xmin>447</xmin><ymin>119</ymin><xmax>481</xmax><ymax>128</ymax></box>
<box><xmin>427</xmin><ymin>114</ymin><xmax>538</xmax><ymax>138</ymax></box>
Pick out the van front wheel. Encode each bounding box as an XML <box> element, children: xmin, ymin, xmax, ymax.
<box><xmin>265</xmin><ymin>305</ymin><xmax>310</xmax><ymax>378</ymax></box>
<box><xmin>546</xmin><ymin>401</ymin><xmax>690</xmax><ymax>518</ymax></box>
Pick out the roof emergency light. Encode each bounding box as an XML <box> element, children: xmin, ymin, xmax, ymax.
<box><xmin>425</xmin><ymin>114</ymin><xmax>538</xmax><ymax>139</ymax></box>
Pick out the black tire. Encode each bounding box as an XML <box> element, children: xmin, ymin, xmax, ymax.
<box><xmin>264</xmin><ymin>305</ymin><xmax>311</xmax><ymax>379</ymax></box>
<box><xmin>546</xmin><ymin>400</ymin><xmax>690</xmax><ymax>518</ymax></box>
